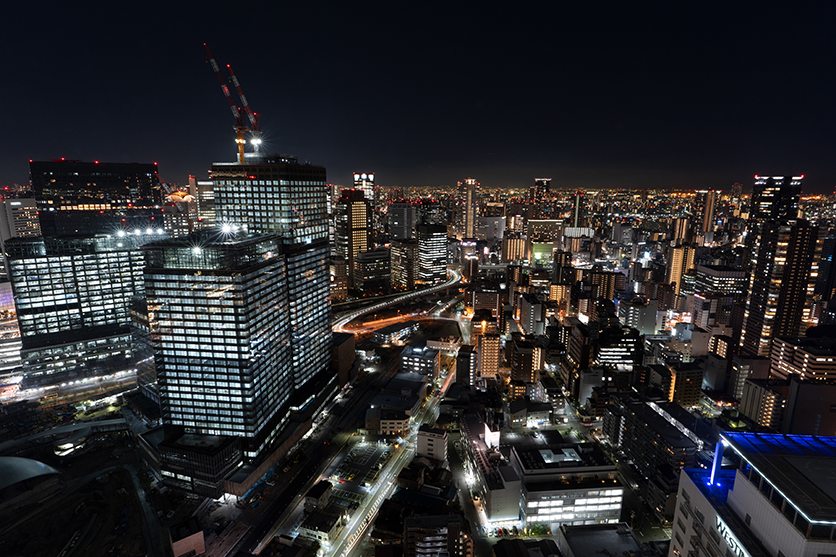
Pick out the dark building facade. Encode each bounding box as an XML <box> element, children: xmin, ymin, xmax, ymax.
<box><xmin>28</xmin><ymin>159</ymin><xmax>186</xmax><ymax>237</ymax></box>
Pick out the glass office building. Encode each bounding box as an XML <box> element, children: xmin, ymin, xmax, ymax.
<box><xmin>145</xmin><ymin>230</ymin><xmax>292</xmax><ymax>462</ymax></box>
<box><xmin>6</xmin><ymin>235</ymin><xmax>145</xmax><ymax>388</ymax></box>
<box><xmin>211</xmin><ymin>154</ymin><xmax>332</xmax><ymax>411</ymax></box>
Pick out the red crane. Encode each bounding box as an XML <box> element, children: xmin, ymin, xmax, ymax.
<box><xmin>204</xmin><ymin>44</ymin><xmax>257</xmax><ymax>164</ymax></box>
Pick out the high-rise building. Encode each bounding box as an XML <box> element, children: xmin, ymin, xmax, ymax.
<box><xmin>511</xmin><ymin>339</ymin><xmax>538</xmax><ymax>383</ymax></box>
<box><xmin>390</xmin><ymin>239</ymin><xmax>419</xmax><ymax>291</ymax></box>
<box><xmin>502</xmin><ymin>233</ymin><xmax>528</xmax><ymax>262</ymax></box>
<box><xmin>353</xmin><ymin>172</ymin><xmax>374</xmax><ymax>200</ymax></box>
<box><xmin>460</xmin><ymin>177</ymin><xmax>478</xmax><ymax>238</ymax></box>
<box><xmin>146</xmin><ymin>230</ymin><xmax>294</xmax><ymax>495</ymax></box>
<box><xmin>188</xmin><ymin>175</ymin><xmax>216</xmax><ymax>227</ymax></box>
<box><xmin>698</xmin><ymin>189</ymin><xmax>717</xmax><ymax>234</ymax></box>
<box><xmin>740</xmin><ymin>220</ymin><xmax>823</xmax><ymax>358</ymax></box>
<box><xmin>329</xmin><ymin>256</ymin><xmax>348</xmax><ymax>301</ymax></box>
<box><xmin>334</xmin><ymin>189</ymin><xmax>371</xmax><ymax>287</ymax></box>
<box><xmin>667</xmin><ymin>362</ymin><xmax>704</xmax><ymax>408</ymax></box>
<box><xmin>694</xmin><ymin>265</ymin><xmax>748</xmax><ymax>298</ymax></box>
<box><xmin>28</xmin><ymin>159</ymin><xmax>180</xmax><ymax>237</ymax></box>
<box><xmin>671</xmin><ymin>217</ymin><xmax>691</xmax><ymax>244</ymax></box>
<box><xmin>750</xmin><ymin>175</ymin><xmax>802</xmax><ymax>223</ymax></box>
<box><xmin>666</xmin><ymin>244</ymin><xmax>696</xmax><ymax>296</ymax></box>
<box><xmin>531</xmin><ymin>177</ymin><xmax>551</xmax><ymax>203</ymax></box>
<box><xmin>353</xmin><ymin>248</ymin><xmax>390</xmax><ymax>294</ymax></box>
<box><xmin>456</xmin><ymin>344</ymin><xmax>477</xmax><ymax>386</ymax></box>
<box><xmin>417</xmin><ymin>224</ymin><xmax>447</xmax><ymax>285</ymax></box>
<box><xmin>477</xmin><ymin>333</ymin><xmax>500</xmax><ymax>377</ymax></box>
<box><xmin>388</xmin><ymin>202</ymin><xmax>417</xmax><ymax>240</ymax></box>
<box><xmin>212</xmin><ymin>154</ymin><xmax>333</xmax><ymax>410</ymax></box>
<box><xmin>572</xmin><ymin>190</ymin><xmax>585</xmax><ymax>227</ymax></box>
<box><xmin>6</xmin><ymin>235</ymin><xmax>144</xmax><ymax>389</ymax></box>
<box><xmin>0</xmin><ymin>199</ymin><xmax>41</xmax><ymax>245</ymax></box>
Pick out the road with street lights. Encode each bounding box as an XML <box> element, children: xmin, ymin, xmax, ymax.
<box><xmin>333</xmin><ymin>268</ymin><xmax>462</xmax><ymax>333</ymax></box>
<box><xmin>326</xmin><ymin>362</ymin><xmax>457</xmax><ymax>557</ymax></box>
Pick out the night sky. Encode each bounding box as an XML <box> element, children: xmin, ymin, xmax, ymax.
<box><xmin>3</xmin><ymin>2</ymin><xmax>836</xmax><ymax>193</ymax></box>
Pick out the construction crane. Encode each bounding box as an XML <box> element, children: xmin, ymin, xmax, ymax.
<box><xmin>204</xmin><ymin>44</ymin><xmax>260</xmax><ymax>164</ymax></box>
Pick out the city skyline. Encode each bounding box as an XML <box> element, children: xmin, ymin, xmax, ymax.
<box><xmin>3</xmin><ymin>4</ymin><xmax>836</xmax><ymax>193</ymax></box>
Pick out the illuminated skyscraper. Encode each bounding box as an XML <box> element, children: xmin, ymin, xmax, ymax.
<box><xmin>335</xmin><ymin>189</ymin><xmax>371</xmax><ymax>287</ymax></box>
<box><xmin>353</xmin><ymin>172</ymin><xmax>374</xmax><ymax>201</ymax></box>
<box><xmin>666</xmin><ymin>244</ymin><xmax>696</xmax><ymax>296</ymax></box>
<box><xmin>740</xmin><ymin>219</ymin><xmax>823</xmax><ymax>358</ymax></box>
<box><xmin>417</xmin><ymin>224</ymin><xmax>447</xmax><ymax>285</ymax></box>
<box><xmin>7</xmin><ymin>235</ymin><xmax>144</xmax><ymax>389</ymax></box>
<box><xmin>699</xmin><ymin>189</ymin><xmax>717</xmax><ymax>234</ymax></box>
<box><xmin>460</xmin><ymin>177</ymin><xmax>478</xmax><ymax>238</ymax></box>
<box><xmin>572</xmin><ymin>190</ymin><xmax>585</xmax><ymax>227</ymax></box>
<box><xmin>148</xmin><ymin>230</ymin><xmax>293</xmax><ymax>495</ymax></box>
<box><xmin>391</xmin><ymin>239</ymin><xmax>419</xmax><ymax>291</ymax></box>
<box><xmin>212</xmin><ymin>154</ymin><xmax>333</xmax><ymax>407</ymax></box>
<box><xmin>750</xmin><ymin>175</ymin><xmax>802</xmax><ymax>224</ymax></box>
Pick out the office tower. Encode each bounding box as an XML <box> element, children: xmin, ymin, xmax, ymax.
<box><xmin>188</xmin><ymin>175</ymin><xmax>216</xmax><ymax>227</ymax></box>
<box><xmin>460</xmin><ymin>177</ymin><xmax>478</xmax><ymax>238</ymax></box>
<box><xmin>28</xmin><ymin>159</ymin><xmax>185</xmax><ymax>237</ymax></box>
<box><xmin>212</xmin><ymin>154</ymin><xmax>333</xmax><ymax>408</ymax></box>
<box><xmin>334</xmin><ymin>189</ymin><xmax>371</xmax><ymax>287</ymax></box>
<box><xmin>531</xmin><ymin>178</ymin><xmax>551</xmax><ymax>202</ymax></box>
<box><xmin>353</xmin><ymin>248</ymin><xmax>390</xmax><ymax>293</ymax></box>
<box><xmin>417</xmin><ymin>198</ymin><xmax>446</xmax><ymax>226</ymax></box>
<box><xmin>353</xmin><ymin>172</ymin><xmax>374</xmax><ymax>200</ymax></box>
<box><xmin>329</xmin><ymin>256</ymin><xmax>348</xmax><ymax>301</ymax></box>
<box><xmin>502</xmin><ymin>233</ymin><xmax>528</xmax><ymax>262</ymax></box>
<box><xmin>750</xmin><ymin>175</ymin><xmax>802</xmax><ymax>223</ymax></box>
<box><xmin>6</xmin><ymin>235</ymin><xmax>144</xmax><ymax>389</ymax></box>
<box><xmin>477</xmin><ymin>333</ymin><xmax>500</xmax><ymax>377</ymax></box>
<box><xmin>390</xmin><ymin>239</ymin><xmax>419</xmax><ymax>291</ymax></box>
<box><xmin>666</xmin><ymin>243</ymin><xmax>696</xmax><ymax>296</ymax></box>
<box><xmin>740</xmin><ymin>220</ymin><xmax>823</xmax><ymax>358</ymax></box>
<box><xmin>417</xmin><ymin>224</ymin><xmax>447</xmax><ymax>285</ymax></box>
<box><xmin>388</xmin><ymin>202</ymin><xmax>417</xmax><ymax>240</ymax></box>
<box><xmin>730</xmin><ymin>182</ymin><xmax>743</xmax><ymax>201</ymax></box>
<box><xmin>0</xmin><ymin>199</ymin><xmax>41</xmax><ymax>245</ymax></box>
<box><xmin>147</xmin><ymin>230</ymin><xmax>293</xmax><ymax>495</ymax></box>
<box><xmin>0</xmin><ymin>198</ymin><xmax>41</xmax><ymax>280</ymax></box>
<box><xmin>694</xmin><ymin>264</ymin><xmax>748</xmax><ymax>298</ymax></box>
<box><xmin>698</xmin><ymin>189</ymin><xmax>717</xmax><ymax>234</ymax></box>
<box><xmin>572</xmin><ymin>190</ymin><xmax>584</xmax><ymax>227</ymax></box>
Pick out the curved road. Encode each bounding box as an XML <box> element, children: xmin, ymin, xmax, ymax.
<box><xmin>333</xmin><ymin>268</ymin><xmax>462</xmax><ymax>333</ymax></box>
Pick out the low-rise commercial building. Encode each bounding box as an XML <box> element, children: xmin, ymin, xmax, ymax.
<box><xmin>669</xmin><ymin>432</ymin><xmax>836</xmax><ymax>557</ymax></box>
